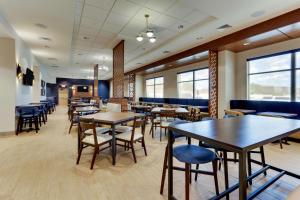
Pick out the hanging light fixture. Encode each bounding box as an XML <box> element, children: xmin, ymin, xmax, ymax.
<box><xmin>136</xmin><ymin>14</ymin><xmax>156</xmax><ymax>43</ymax></box>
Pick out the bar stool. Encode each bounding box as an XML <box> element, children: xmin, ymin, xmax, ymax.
<box><xmin>160</xmin><ymin>120</ymin><xmax>219</xmax><ymax>200</ymax></box>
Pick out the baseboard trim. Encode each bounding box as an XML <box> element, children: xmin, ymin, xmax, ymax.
<box><xmin>0</xmin><ymin>131</ymin><xmax>15</xmax><ymax>137</ymax></box>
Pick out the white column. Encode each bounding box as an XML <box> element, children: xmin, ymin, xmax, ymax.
<box><xmin>218</xmin><ymin>50</ymin><xmax>236</xmax><ymax>118</ymax></box>
<box><xmin>0</xmin><ymin>38</ymin><xmax>16</xmax><ymax>133</ymax></box>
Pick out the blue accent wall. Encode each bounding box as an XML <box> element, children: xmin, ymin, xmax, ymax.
<box><xmin>98</xmin><ymin>80</ymin><xmax>110</xmax><ymax>100</ymax></box>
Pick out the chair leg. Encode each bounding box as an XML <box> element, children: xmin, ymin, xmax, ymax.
<box><xmin>279</xmin><ymin>139</ymin><xmax>283</xmax><ymax>149</ymax></box>
<box><xmin>68</xmin><ymin>122</ymin><xmax>73</xmax><ymax>134</ymax></box>
<box><xmin>212</xmin><ymin>159</ymin><xmax>219</xmax><ymax>195</ymax></box>
<box><xmin>16</xmin><ymin>118</ymin><xmax>21</xmax><ymax>135</ymax></box>
<box><xmin>260</xmin><ymin>146</ymin><xmax>267</xmax><ymax>176</ymax></box>
<box><xmin>34</xmin><ymin>117</ymin><xmax>39</xmax><ymax>133</ymax></box>
<box><xmin>247</xmin><ymin>152</ymin><xmax>252</xmax><ymax>185</ymax></box>
<box><xmin>194</xmin><ymin>164</ymin><xmax>199</xmax><ymax>181</ymax></box>
<box><xmin>76</xmin><ymin>143</ymin><xmax>83</xmax><ymax>164</ymax></box>
<box><xmin>160</xmin><ymin>146</ymin><xmax>168</xmax><ymax>195</ymax></box>
<box><xmin>130</xmin><ymin>142</ymin><xmax>137</xmax><ymax>163</ymax></box>
<box><xmin>90</xmin><ymin>147</ymin><xmax>98</xmax><ymax>170</ymax></box>
<box><xmin>185</xmin><ymin>163</ymin><xmax>190</xmax><ymax>200</ymax></box>
<box><xmin>142</xmin><ymin>138</ymin><xmax>147</xmax><ymax>156</ymax></box>
<box><xmin>160</xmin><ymin>127</ymin><xmax>162</xmax><ymax>141</ymax></box>
<box><xmin>223</xmin><ymin>151</ymin><xmax>229</xmax><ymax>200</ymax></box>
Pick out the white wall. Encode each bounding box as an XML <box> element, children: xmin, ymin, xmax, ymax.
<box><xmin>0</xmin><ymin>38</ymin><xmax>16</xmax><ymax>132</ymax></box>
<box><xmin>143</xmin><ymin>60</ymin><xmax>209</xmax><ymax>98</ymax></box>
<box><xmin>135</xmin><ymin>75</ymin><xmax>143</xmax><ymax>101</ymax></box>
<box><xmin>235</xmin><ymin>38</ymin><xmax>300</xmax><ymax>99</ymax></box>
<box><xmin>218</xmin><ymin>50</ymin><xmax>236</xmax><ymax>118</ymax></box>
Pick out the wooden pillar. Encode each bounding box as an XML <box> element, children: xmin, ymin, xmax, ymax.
<box><xmin>128</xmin><ymin>73</ymin><xmax>135</xmax><ymax>101</ymax></box>
<box><xmin>209</xmin><ymin>50</ymin><xmax>218</xmax><ymax>118</ymax></box>
<box><xmin>113</xmin><ymin>40</ymin><xmax>125</xmax><ymax>98</ymax></box>
<box><xmin>94</xmin><ymin>64</ymin><xmax>98</xmax><ymax>97</ymax></box>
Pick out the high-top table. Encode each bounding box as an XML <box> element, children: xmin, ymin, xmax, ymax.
<box><xmin>168</xmin><ymin>115</ymin><xmax>300</xmax><ymax>200</ymax></box>
<box><xmin>80</xmin><ymin>112</ymin><xmax>144</xmax><ymax>165</ymax></box>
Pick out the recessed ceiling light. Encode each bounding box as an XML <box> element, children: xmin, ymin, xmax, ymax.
<box><xmin>83</xmin><ymin>36</ymin><xmax>89</xmax><ymax>40</ymax></box>
<box><xmin>217</xmin><ymin>24</ymin><xmax>232</xmax><ymax>32</ymax></box>
<box><xmin>251</xmin><ymin>10</ymin><xmax>265</xmax><ymax>18</ymax></box>
<box><xmin>196</xmin><ymin>37</ymin><xmax>203</xmax><ymax>40</ymax></box>
<box><xmin>39</xmin><ymin>36</ymin><xmax>51</xmax><ymax>41</ymax></box>
<box><xmin>163</xmin><ymin>50</ymin><xmax>170</xmax><ymax>54</ymax></box>
<box><xmin>35</xmin><ymin>23</ymin><xmax>47</xmax><ymax>29</ymax></box>
<box><xmin>77</xmin><ymin>53</ymin><xmax>82</xmax><ymax>55</ymax></box>
<box><xmin>178</xmin><ymin>25</ymin><xmax>184</xmax><ymax>30</ymax></box>
<box><xmin>243</xmin><ymin>42</ymin><xmax>250</xmax><ymax>46</ymax></box>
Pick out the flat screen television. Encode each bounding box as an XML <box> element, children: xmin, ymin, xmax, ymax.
<box><xmin>77</xmin><ymin>86</ymin><xmax>89</xmax><ymax>92</ymax></box>
<box><xmin>23</xmin><ymin>68</ymin><xmax>34</xmax><ymax>86</ymax></box>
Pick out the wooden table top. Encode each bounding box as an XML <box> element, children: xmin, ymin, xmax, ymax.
<box><xmin>75</xmin><ymin>106</ymin><xmax>100</xmax><ymax>113</ymax></box>
<box><xmin>151</xmin><ymin>107</ymin><xmax>189</xmax><ymax>114</ymax></box>
<box><xmin>80</xmin><ymin>111</ymin><xmax>144</xmax><ymax>124</ymax></box>
<box><xmin>231</xmin><ymin>109</ymin><xmax>256</xmax><ymax>114</ymax></box>
<box><xmin>131</xmin><ymin>105</ymin><xmax>152</xmax><ymax>109</ymax></box>
<box><xmin>257</xmin><ymin>111</ymin><xmax>297</xmax><ymax>118</ymax></box>
<box><xmin>169</xmin><ymin>115</ymin><xmax>300</xmax><ymax>152</ymax></box>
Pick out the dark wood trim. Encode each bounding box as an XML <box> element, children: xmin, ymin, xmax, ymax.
<box><xmin>287</xmin><ymin>136</ymin><xmax>300</xmax><ymax>143</ymax></box>
<box><xmin>126</xmin><ymin>8</ymin><xmax>300</xmax><ymax>75</ymax></box>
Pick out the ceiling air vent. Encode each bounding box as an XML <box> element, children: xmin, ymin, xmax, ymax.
<box><xmin>217</xmin><ymin>24</ymin><xmax>232</xmax><ymax>31</ymax></box>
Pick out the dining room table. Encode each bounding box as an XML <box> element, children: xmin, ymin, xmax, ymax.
<box><xmin>79</xmin><ymin>111</ymin><xmax>144</xmax><ymax>165</ymax></box>
<box><xmin>75</xmin><ymin>106</ymin><xmax>100</xmax><ymax>114</ymax></box>
<box><xmin>168</xmin><ymin>115</ymin><xmax>300</xmax><ymax>200</ymax></box>
<box><xmin>151</xmin><ymin>107</ymin><xmax>189</xmax><ymax>115</ymax></box>
<box><xmin>257</xmin><ymin>111</ymin><xmax>298</xmax><ymax>118</ymax></box>
<box><xmin>231</xmin><ymin>109</ymin><xmax>256</xmax><ymax>114</ymax></box>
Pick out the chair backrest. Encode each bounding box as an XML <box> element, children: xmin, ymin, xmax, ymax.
<box><xmin>79</xmin><ymin>119</ymin><xmax>98</xmax><ymax>145</ymax></box>
<box><xmin>107</xmin><ymin>103</ymin><xmax>122</xmax><ymax>112</ymax></box>
<box><xmin>224</xmin><ymin>109</ymin><xmax>244</xmax><ymax>117</ymax></box>
<box><xmin>131</xmin><ymin>116</ymin><xmax>146</xmax><ymax>141</ymax></box>
<box><xmin>160</xmin><ymin>109</ymin><xmax>176</xmax><ymax>118</ymax></box>
<box><xmin>108</xmin><ymin>98</ymin><xmax>128</xmax><ymax>111</ymax></box>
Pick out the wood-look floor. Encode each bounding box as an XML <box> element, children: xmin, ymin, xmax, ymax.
<box><xmin>0</xmin><ymin>106</ymin><xmax>299</xmax><ymax>200</ymax></box>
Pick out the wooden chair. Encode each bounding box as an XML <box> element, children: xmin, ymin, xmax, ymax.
<box><xmin>159</xmin><ymin>109</ymin><xmax>176</xmax><ymax>141</ymax></box>
<box><xmin>149</xmin><ymin>112</ymin><xmax>161</xmax><ymax>138</ymax></box>
<box><xmin>69</xmin><ymin>110</ymin><xmax>79</xmax><ymax>134</ymax></box>
<box><xmin>116</xmin><ymin>116</ymin><xmax>147</xmax><ymax>163</ymax></box>
<box><xmin>76</xmin><ymin>119</ymin><xmax>113</xmax><ymax>169</ymax></box>
<box><xmin>160</xmin><ymin>120</ymin><xmax>219</xmax><ymax>199</ymax></box>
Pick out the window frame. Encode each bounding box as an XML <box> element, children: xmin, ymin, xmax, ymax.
<box><xmin>146</xmin><ymin>76</ymin><xmax>164</xmax><ymax>98</ymax></box>
<box><xmin>247</xmin><ymin>48</ymin><xmax>300</xmax><ymax>102</ymax></box>
<box><xmin>177</xmin><ymin>67</ymin><xmax>209</xmax><ymax>99</ymax></box>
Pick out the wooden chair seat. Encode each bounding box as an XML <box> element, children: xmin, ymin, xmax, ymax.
<box><xmin>287</xmin><ymin>186</ymin><xmax>300</xmax><ymax>200</ymax></box>
<box><xmin>82</xmin><ymin>134</ymin><xmax>112</xmax><ymax>145</ymax></box>
<box><xmin>116</xmin><ymin>131</ymin><xmax>143</xmax><ymax>141</ymax></box>
<box><xmin>85</xmin><ymin>127</ymin><xmax>110</xmax><ymax>135</ymax></box>
<box><xmin>115</xmin><ymin>125</ymin><xmax>133</xmax><ymax>133</ymax></box>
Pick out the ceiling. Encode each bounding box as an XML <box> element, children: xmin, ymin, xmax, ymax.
<box><xmin>0</xmin><ymin>0</ymin><xmax>299</xmax><ymax>80</ymax></box>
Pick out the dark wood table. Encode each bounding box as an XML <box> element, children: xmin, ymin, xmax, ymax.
<box><xmin>75</xmin><ymin>106</ymin><xmax>100</xmax><ymax>114</ymax></box>
<box><xmin>151</xmin><ymin>107</ymin><xmax>189</xmax><ymax>114</ymax></box>
<box><xmin>231</xmin><ymin>109</ymin><xmax>256</xmax><ymax>114</ymax></box>
<box><xmin>80</xmin><ymin>112</ymin><xmax>144</xmax><ymax>165</ymax></box>
<box><xmin>168</xmin><ymin>115</ymin><xmax>300</xmax><ymax>200</ymax></box>
<box><xmin>257</xmin><ymin>111</ymin><xmax>297</xmax><ymax>118</ymax></box>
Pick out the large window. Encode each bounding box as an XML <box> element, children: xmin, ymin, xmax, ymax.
<box><xmin>177</xmin><ymin>68</ymin><xmax>209</xmax><ymax>99</ymax></box>
<box><xmin>146</xmin><ymin>77</ymin><xmax>164</xmax><ymax>98</ymax></box>
<box><xmin>248</xmin><ymin>49</ymin><xmax>300</xmax><ymax>101</ymax></box>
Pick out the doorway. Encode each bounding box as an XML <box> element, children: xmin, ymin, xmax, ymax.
<box><xmin>58</xmin><ymin>88</ymin><xmax>68</xmax><ymax>106</ymax></box>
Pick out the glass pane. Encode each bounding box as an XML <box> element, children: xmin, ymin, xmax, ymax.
<box><xmin>146</xmin><ymin>79</ymin><xmax>154</xmax><ymax>86</ymax></box>
<box><xmin>249</xmin><ymin>71</ymin><xmax>291</xmax><ymax>101</ymax></box>
<box><xmin>155</xmin><ymin>77</ymin><xmax>164</xmax><ymax>84</ymax></box>
<box><xmin>178</xmin><ymin>82</ymin><xmax>193</xmax><ymax>98</ymax></box>
<box><xmin>178</xmin><ymin>71</ymin><xmax>193</xmax><ymax>82</ymax></box>
<box><xmin>296</xmin><ymin>70</ymin><xmax>300</xmax><ymax>101</ymax></box>
<box><xmin>195</xmin><ymin>69</ymin><xmax>209</xmax><ymax>80</ymax></box>
<box><xmin>248</xmin><ymin>53</ymin><xmax>291</xmax><ymax>74</ymax></box>
<box><xmin>296</xmin><ymin>52</ymin><xmax>300</xmax><ymax>69</ymax></box>
<box><xmin>155</xmin><ymin>84</ymin><xmax>163</xmax><ymax>98</ymax></box>
<box><xmin>146</xmin><ymin>85</ymin><xmax>154</xmax><ymax>98</ymax></box>
<box><xmin>195</xmin><ymin>80</ymin><xmax>209</xmax><ymax>99</ymax></box>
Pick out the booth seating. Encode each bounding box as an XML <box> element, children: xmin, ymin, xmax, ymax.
<box><xmin>139</xmin><ymin>97</ymin><xmax>208</xmax><ymax>112</ymax></box>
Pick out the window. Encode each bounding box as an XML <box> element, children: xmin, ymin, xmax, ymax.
<box><xmin>177</xmin><ymin>68</ymin><xmax>209</xmax><ymax>99</ymax></box>
<box><xmin>146</xmin><ymin>77</ymin><xmax>164</xmax><ymax>98</ymax></box>
<box><xmin>248</xmin><ymin>54</ymin><xmax>292</xmax><ymax>101</ymax></box>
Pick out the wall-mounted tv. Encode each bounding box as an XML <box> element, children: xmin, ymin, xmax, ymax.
<box><xmin>77</xmin><ymin>86</ymin><xmax>89</xmax><ymax>92</ymax></box>
<box><xmin>23</xmin><ymin>68</ymin><xmax>34</xmax><ymax>86</ymax></box>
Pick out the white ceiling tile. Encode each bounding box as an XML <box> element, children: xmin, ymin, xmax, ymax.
<box><xmin>134</xmin><ymin>7</ymin><xmax>161</xmax><ymax>22</ymax></box>
<box><xmin>82</xmin><ymin>4</ymin><xmax>108</xmax><ymax>21</ymax></box>
<box><xmin>166</xmin><ymin>1</ymin><xmax>195</xmax><ymax>19</ymax></box>
<box><xmin>112</xmin><ymin>0</ymin><xmax>141</xmax><ymax>18</ymax></box>
<box><xmin>81</xmin><ymin>17</ymin><xmax>102</xmax><ymax>28</ymax></box>
<box><xmin>127</xmin><ymin>0</ymin><xmax>149</xmax><ymax>6</ymax></box>
<box><xmin>106</xmin><ymin>12</ymin><xmax>131</xmax><ymax>27</ymax></box>
<box><xmin>145</xmin><ymin>0</ymin><xmax>176</xmax><ymax>12</ymax></box>
<box><xmin>85</xmin><ymin>0</ymin><xmax>115</xmax><ymax>10</ymax></box>
<box><xmin>102</xmin><ymin>22</ymin><xmax>123</xmax><ymax>33</ymax></box>
<box><xmin>182</xmin><ymin>10</ymin><xmax>210</xmax><ymax>25</ymax></box>
<box><xmin>153</xmin><ymin>14</ymin><xmax>177</xmax><ymax>27</ymax></box>
<box><xmin>78</xmin><ymin>25</ymin><xmax>99</xmax><ymax>36</ymax></box>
